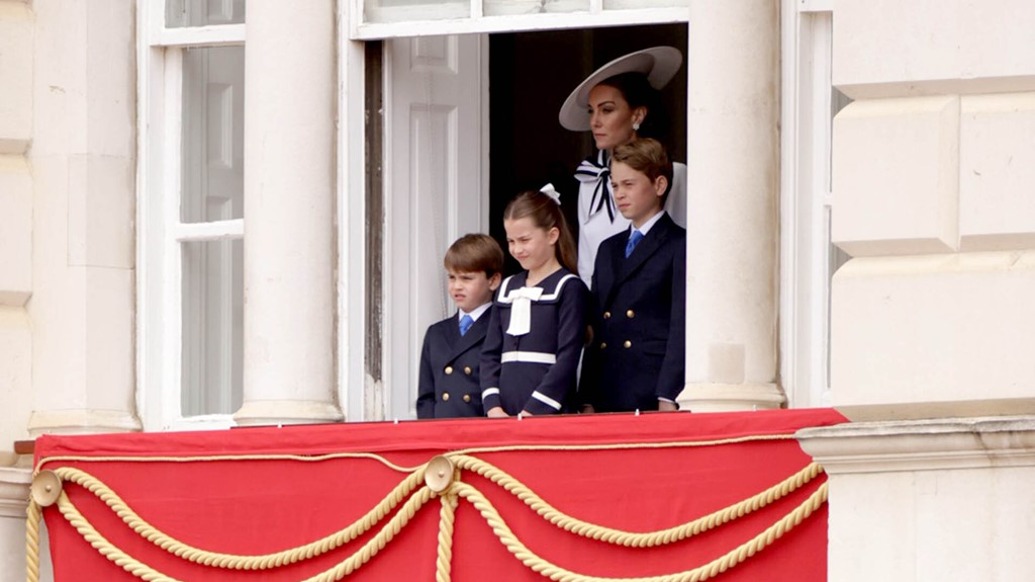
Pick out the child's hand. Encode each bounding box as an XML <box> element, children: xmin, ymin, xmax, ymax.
<box><xmin>487</xmin><ymin>407</ymin><xmax>509</xmax><ymax>418</ymax></box>
<box><xmin>519</xmin><ymin>410</ymin><xmax>534</xmax><ymax>417</ymax></box>
<box><xmin>657</xmin><ymin>400</ymin><xmax>678</xmax><ymax>412</ymax></box>
<box><xmin>580</xmin><ymin>404</ymin><xmax>596</xmax><ymax>414</ymax></box>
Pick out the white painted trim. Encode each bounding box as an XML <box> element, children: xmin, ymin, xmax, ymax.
<box><xmin>338</xmin><ymin>23</ymin><xmax>369</xmax><ymax>420</ymax></box>
<box><xmin>154</xmin><ymin>23</ymin><xmax>246</xmax><ymax>47</ymax></box>
<box><xmin>171</xmin><ymin>219</ymin><xmax>244</xmax><ymax>241</ymax></box>
<box><xmin>797</xmin><ymin>0</ymin><xmax>832</xmax><ymax>13</ymax></box>
<box><xmin>352</xmin><ymin>8</ymin><xmax>688</xmax><ymax>40</ymax></box>
<box><xmin>779</xmin><ymin>4</ymin><xmax>834</xmax><ymax>409</ymax></box>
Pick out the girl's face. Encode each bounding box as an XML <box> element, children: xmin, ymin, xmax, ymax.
<box><xmin>504</xmin><ymin>217</ymin><xmax>559</xmax><ymax>274</ymax></box>
<box><xmin>587</xmin><ymin>84</ymin><xmax>646</xmax><ymax>152</ymax></box>
<box><xmin>611</xmin><ymin>160</ymin><xmax>668</xmax><ymax>229</ymax></box>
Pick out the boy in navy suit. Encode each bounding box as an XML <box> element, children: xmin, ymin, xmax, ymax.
<box><xmin>579</xmin><ymin>138</ymin><xmax>686</xmax><ymax>413</ymax></box>
<box><xmin>417</xmin><ymin>234</ymin><xmax>504</xmax><ymax>418</ymax></box>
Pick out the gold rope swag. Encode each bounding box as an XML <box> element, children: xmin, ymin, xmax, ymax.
<box><xmin>26</xmin><ymin>443</ymin><xmax>827</xmax><ymax>582</ymax></box>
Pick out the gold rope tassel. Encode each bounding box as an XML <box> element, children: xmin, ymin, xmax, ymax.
<box><xmin>453</xmin><ymin>455</ymin><xmax>823</xmax><ymax>548</ymax></box>
<box><xmin>26</xmin><ymin>500</ymin><xmax>42</xmax><ymax>582</ymax></box>
<box><xmin>435</xmin><ymin>492</ymin><xmax>459</xmax><ymax>582</ymax></box>
<box><xmin>453</xmin><ymin>481</ymin><xmax>828</xmax><ymax>582</ymax></box>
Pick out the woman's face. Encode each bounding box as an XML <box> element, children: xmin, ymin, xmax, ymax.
<box><xmin>587</xmin><ymin>84</ymin><xmax>645</xmax><ymax>152</ymax></box>
<box><xmin>504</xmin><ymin>217</ymin><xmax>559</xmax><ymax>274</ymax></box>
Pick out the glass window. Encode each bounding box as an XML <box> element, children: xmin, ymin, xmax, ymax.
<box><xmin>181</xmin><ymin>239</ymin><xmax>244</xmax><ymax>416</ymax></box>
<box><xmin>166</xmin><ymin>0</ymin><xmax>246</xmax><ymax>27</ymax></box>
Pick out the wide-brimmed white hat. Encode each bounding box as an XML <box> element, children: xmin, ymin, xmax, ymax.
<box><xmin>558</xmin><ymin>46</ymin><xmax>683</xmax><ymax>132</ymax></box>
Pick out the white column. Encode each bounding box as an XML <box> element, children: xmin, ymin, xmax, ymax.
<box><xmin>235</xmin><ymin>0</ymin><xmax>342</xmax><ymax>426</ymax></box>
<box><xmin>26</xmin><ymin>0</ymin><xmax>140</xmax><ymax>435</ymax></box>
<box><xmin>679</xmin><ymin>0</ymin><xmax>785</xmax><ymax>411</ymax></box>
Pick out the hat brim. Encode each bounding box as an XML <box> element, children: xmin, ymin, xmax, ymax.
<box><xmin>558</xmin><ymin>46</ymin><xmax>684</xmax><ymax>132</ymax></box>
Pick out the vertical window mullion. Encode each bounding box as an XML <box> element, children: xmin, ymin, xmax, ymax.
<box><xmin>163</xmin><ymin>45</ymin><xmax>186</xmax><ymax>426</ymax></box>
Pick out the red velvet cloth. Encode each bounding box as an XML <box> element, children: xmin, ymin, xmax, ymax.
<box><xmin>35</xmin><ymin>409</ymin><xmax>846</xmax><ymax>581</ymax></box>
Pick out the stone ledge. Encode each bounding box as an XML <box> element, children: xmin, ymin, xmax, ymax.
<box><xmin>798</xmin><ymin>415</ymin><xmax>1035</xmax><ymax>474</ymax></box>
<box><xmin>0</xmin><ymin>466</ymin><xmax>31</xmax><ymax>518</ymax></box>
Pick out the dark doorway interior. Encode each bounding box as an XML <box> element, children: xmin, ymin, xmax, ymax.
<box><xmin>489</xmin><ymin>24</ymin><xmax>689</xmax><ymax>276</ymax></box>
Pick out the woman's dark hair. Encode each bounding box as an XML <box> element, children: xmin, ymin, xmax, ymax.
<box><xmin>503</xmin><ymin>191</ymin><xmax>579</xmax><ymax>276</ymax></box>
<box><xmin>596</xmin><ymin>72</ymin><xmax>669</xmax><ymax>143</ymax></box>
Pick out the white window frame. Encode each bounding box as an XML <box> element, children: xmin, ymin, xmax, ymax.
<box><xmin>136</xmin><ymin>1</ymin><xmax>245</xmax><ymax>431</ymax></box>
<box><xmin>348</xmin><ymin>0</ymin><xmax>689</xmax><ymax>39</ymax></box>
<box><xmin>779</xmin><ymin>0</ymin><xmax>836</xmax><ymax>408</ymax></box>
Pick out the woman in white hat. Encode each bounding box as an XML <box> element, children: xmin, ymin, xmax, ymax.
<box><xmin>558</xmin><ymin>46</ymin><xmax>687</xmax><ymax>286</ymax></box>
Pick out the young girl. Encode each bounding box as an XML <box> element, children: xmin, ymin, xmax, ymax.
<box><xmin>480</xmin><ymin>188</ymin><xmax>589</xmax><ymax>417</ymax></box>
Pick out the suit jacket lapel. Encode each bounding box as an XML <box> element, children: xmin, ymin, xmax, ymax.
<box><xmin>448</xmin><ymin>313</ymin><xmax>488</xmax><ymax>360</ymax></box>
<box><xmin>605</xmin><ymin>214</ymin><xmax>675</xmax><ymax>305</ymax></box>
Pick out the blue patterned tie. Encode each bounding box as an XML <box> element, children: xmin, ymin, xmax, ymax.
<box><xmin>459</xmin><ymin>314</ymin><xmax>474</xmax><ymax>336</ymax></box>
<box><xmin>625</xmin><ymin>230</ymin><xmax>644</xmax><ymax>258</ymax></box>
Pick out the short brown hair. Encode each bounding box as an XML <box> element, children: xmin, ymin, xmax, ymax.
<box><xmin>611</xmin><ymin>137</ymin><xmax>674</xmax><ymax>203</ymax></box>
<box><xmin>443</xmin><ymin>233</ymin><xmax>504</xmax><ymax>277</ymax></box>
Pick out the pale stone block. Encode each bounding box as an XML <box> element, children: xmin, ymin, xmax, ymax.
<box><xmin>834</xmin><ymin>0</ymin><xmax>1035</xmax><ymax>99</ymax></box>
<box><xmin>827</xmin><ymin>472</ymin><xmax>917</xmax><ymax>581</ymax></box>
<box><xmin>832</xmin><ymin>97</ymin><xmax>960</xmax><ymax>256</ymax></box>
<box><xmin>0</xmin><ymin>2</ymin><xmax>33</xmax><ymax>154</ymax></box>
<box><xmin>0</xmin><ymin>156</ymin><xmax>32</xmax><ymax>306</ymax></box>
<box><xmin>32</xmin><ymin>0</ymin><xmax>134</xmax><ymax>158</ymax></box>
<box><xmin>67</xmin><ymin>154</ymin><xmax>135</xmax><ymax>269</ymax></box>
<box><xmin>0</xmin><ymin>307</ymin><xmax>31</xmax><ymax>449</ymax></box>
<box><xmin>30</xmin><ymin>265</ymin><xmax>134</xmax><ymax>415</ymax></box>
<box><xmin>959</xmin><ymin>93</ymin><xmax>1035</xmax><ymax>251</ymax></box>
<box><xmin>831</xmin><ymin>253</ymin><xmax>1035</xmax><ymax>408</ymax></box>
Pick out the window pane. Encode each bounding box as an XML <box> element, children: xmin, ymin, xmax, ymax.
<box><xmin>181</xmin><ymin>239</ymin><xmax>244</xmax><ymax>416</ymax></box>
<box><xmin>482</xmin><ymin>0</ymin><xmax>589</xmax><ymax>15</ymax></box>
<box><xmin>365</xmin><ymin>0</ymin><xmax>469</xmax><ymax>24</ymax></box>
<box><xmin>166</xmin><ymin>0</ymin><xmax>246</xmax><ymax>27</ymax></box>
<box><xmin>603</xmin><ymin>0</ymin><xmax>686</xmax><ymax>9</ymax></box>
<box><xmin>181</xmin><ymin>46</ymin><xmax>246</xmax><ymax>223</ymax></box>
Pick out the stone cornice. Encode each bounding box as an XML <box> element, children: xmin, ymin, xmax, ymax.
<box><xmin>797</xmin><ymin>415</ymin><xmax>1035</xmax><ymax>474</ymax></box>
<box><xmin>0</xmin><ymin>467</ymin><xmax>31</xmax><ymax>518</ymax></box>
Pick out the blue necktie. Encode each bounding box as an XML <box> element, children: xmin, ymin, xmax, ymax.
<box><xmin>459</xmin><ymin>314</ymin><xmax>474</xmax><ymax>336</ymax></box>
<box><xmin>625</xmin><ymin>230</ymin><xmax>644</xmax><ymax>258</ymax></box>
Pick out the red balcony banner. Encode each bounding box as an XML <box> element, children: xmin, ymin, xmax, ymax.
<box><xmin>30</xmin><ymin>409</ymin><xmax>846</xmax><ymax>581</ymax></box>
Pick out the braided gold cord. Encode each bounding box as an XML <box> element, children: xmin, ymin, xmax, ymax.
<box><xmin>26</xmin><ymin>500</ymin><xmax>42</xmax><ymax>582</ymax></box>
<box><xmin>57</xmin><ymin>491</ymin><xmax>180</xmax><ymax>581</ymax></box>
<box><xmin>435</xmin><ymin>491</ymin><xmax>459</xmax><ymax>582</ymax></box>
<box><xmin>55</xmin><ymin>485</ymin><xmax>436</xmax><ymax>582</ymax></box>
<box><xmin>454</xmin><ymin>481</ymin><xmax>829</xmax><ymax>582</ymax></box>
<box><xmin>453</xmin><ymin>455</ymin><xmax>822</xmax><ymax>548</ymax></box>
<box><xmin>51</xmin><ymin>466</ymin><xmax>423</xmax><ymax>570</ymax></box>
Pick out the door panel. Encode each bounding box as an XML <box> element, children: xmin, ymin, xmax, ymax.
<box><xmin>384</xmin><ymin>34</ymin><xmax>486</xmax><ymax>420</ymax></box>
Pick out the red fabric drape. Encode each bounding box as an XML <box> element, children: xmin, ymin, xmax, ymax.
<box><xmin>34</xmin><ymin>409</ymin><xmax>846</xmax><ymax>581</ymax></box>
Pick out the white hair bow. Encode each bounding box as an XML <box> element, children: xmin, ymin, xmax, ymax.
<box><xmin>539</xmin><ymin>183</ymin><xmax>562</xmax><ymax>206</ymax></box>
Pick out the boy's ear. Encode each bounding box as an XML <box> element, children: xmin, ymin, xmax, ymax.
<box><xmin>488</xmin><ymin>272</ymin><xmax>502</xmax><ymax>291</ymax></box>
<box><xmin>653</xmin><ymin>175</ymin><xmax>669</xmax><ymax>198</ymax></box>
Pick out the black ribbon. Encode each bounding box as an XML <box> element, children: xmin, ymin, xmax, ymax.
<box><xmin>574</xmin><ymin>150</ymin><xmax>615</xmax><ymax>223</ymax></box>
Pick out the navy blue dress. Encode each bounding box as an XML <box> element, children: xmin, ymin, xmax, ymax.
<box><xmin>480</xmin><ymin>268</ymin><xmax>589</xmax><ymax>415</ymax></box>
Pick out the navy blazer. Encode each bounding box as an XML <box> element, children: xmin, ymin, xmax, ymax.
<box><xmin>416</xmin><ymin>312</ymin><xmax>489</xmax><ymax>419</ymax></box>
<box><xmin>580</xmin><ymin>212</ymin><xmax>686</xmax><ymax>412</ymax></box>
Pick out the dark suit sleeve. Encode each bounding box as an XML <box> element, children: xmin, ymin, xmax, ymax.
<box><xmin>479</xmin><ymin>304</ymin><xmax>504</xmax><ymax>413</ymax></box>
<box><xmin>523</xmin><ymin>278</ymin><xmax>588</xmax><ymax>415</ymax></box>
<box><xmin>656</xmin><ymin>236</ymin><xmax>686</xmax><ymax>402</ymax></box>
<box><xmin>416</xmin><ymin>327</ymin><xmax>436</xmax><ymax>419</ymax></box>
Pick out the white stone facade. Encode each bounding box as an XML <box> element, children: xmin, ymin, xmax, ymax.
<box><xmin>1</xmin><ymin>0</ymin><xmax>1034</xmax><ymax>580</ymax></box>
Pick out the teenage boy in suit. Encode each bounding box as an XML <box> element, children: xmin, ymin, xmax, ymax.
<box><xmin>417</xmin><ymin>234</ymin><xmax>504</xmax><ymax>418</ymax></box>
<box><xmin>579</xmin><ymin>138</ymin><xmax>686</xmax><ymax>413</ymax></box>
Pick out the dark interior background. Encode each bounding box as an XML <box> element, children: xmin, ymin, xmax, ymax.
<box><xmin>489</xmin><ymin>24</ymin><xmax>688</xmax><ymax>276</ymax></box>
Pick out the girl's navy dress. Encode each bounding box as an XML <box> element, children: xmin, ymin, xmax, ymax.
<box><xmin>480</xmin><ymin>268</ymin><xmax>589</xmax><ymax>415</ymax></box>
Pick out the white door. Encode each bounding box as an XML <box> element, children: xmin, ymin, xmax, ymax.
<box><xmin>383</xmin><ymin>34</ymin><xmax>488</xmax><ymax>420</ymax></box>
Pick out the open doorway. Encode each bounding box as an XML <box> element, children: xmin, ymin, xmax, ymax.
<box><xmin>488</xmin><ymin>24</ymin><xmax>688</xmax><ymax>275</ymax></box>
